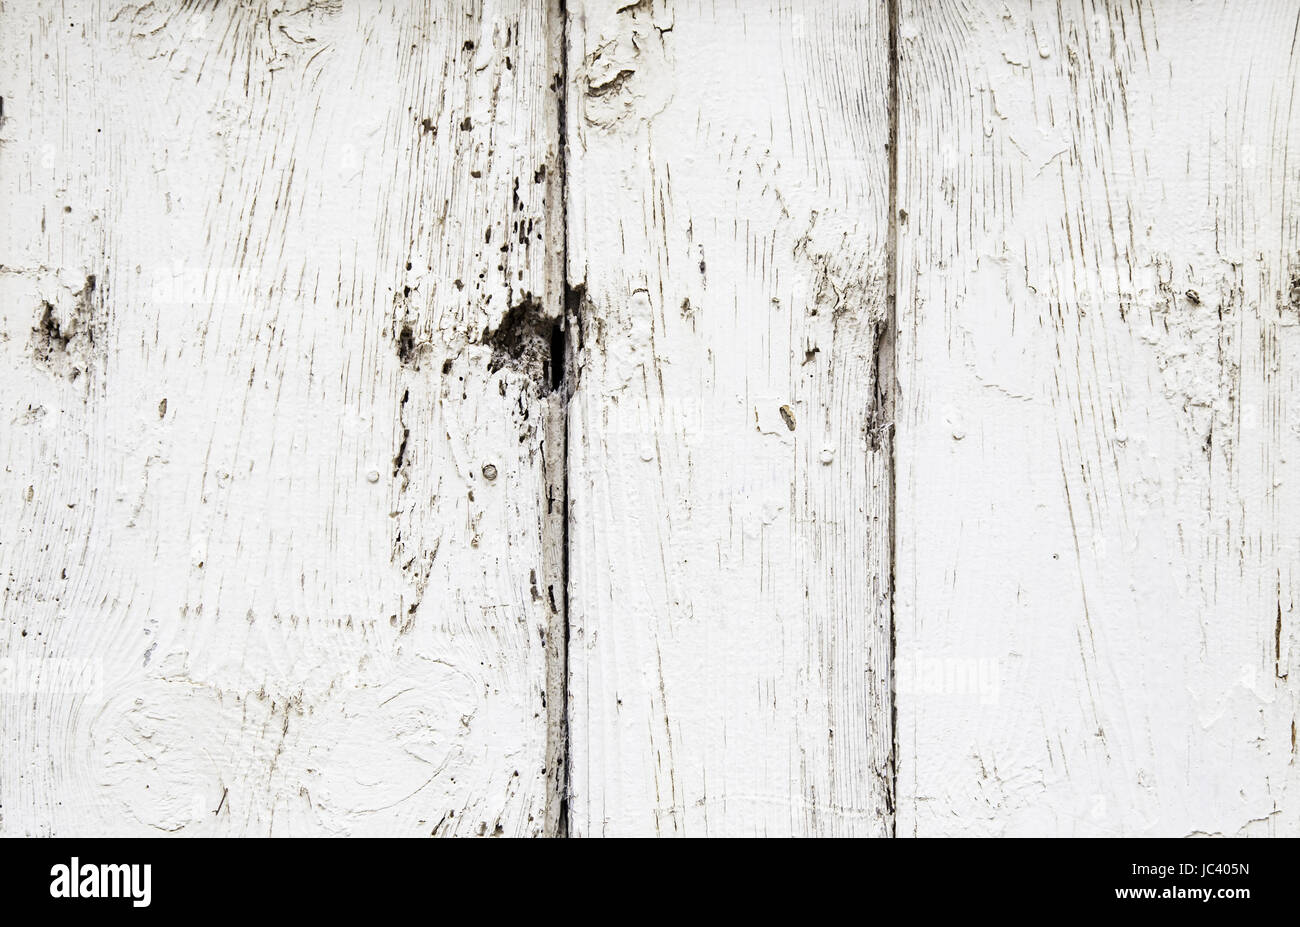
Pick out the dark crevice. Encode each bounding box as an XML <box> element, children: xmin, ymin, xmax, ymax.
<box><xmin>551</xmin><ymin>0</ymin><xmax>573</xmax><ymax>839</ymax></box>
<box><xmin>392</xmin><ymin>427</ymin><xmax>410</xmax><ymax>477</ymax></box>
<box><xmin>396</xmin><ymin>322</ymin><xmax>416</xmax><ymax>365</ymax></box>
<box><xmin>549</xmin><ymin>320</ymin><xmax>565</xmax><ymax>392</ymax></box>
<box><xmin>885</xmin><ymin>0</ymin><xmax>901</xmax><ymax>838</ymax></box>
<box><xmin>36</xmin><ymin>301</ymin><xmax>71</xmax><ymax>356</ymax></box>
<box><xmin>393</xmin><ymin>389</ymin><xmax>410</xmax><ymax>477</ymax></box>
<box><xmin>32</xmin><ymin>274</ymin><xmax>100</xmax><ymax>380</ymax></box>
<box><xmin>481</xmin><ymin>293</ymin><xmax>558</xmax><ymax>391</ymax></box>
<box><xmin>564</xmin><ymin>282</ymin><xmax>587</xmax><ymax>358</ymax></box>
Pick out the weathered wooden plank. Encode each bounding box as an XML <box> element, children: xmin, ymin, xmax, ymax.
<box><xmin>0</xmin><ymin>0</ymin><xmax>565</xmax><ymax>836</ymax></box>
<box><xmin>564</xmin><ymin>0</ymin><xmax>893</xmax><ymax>836</ymax></box>
<box><xmin>896</xmin><ymin>0</ymin><xmax>1300</xmax><ymax>836</ymax></box>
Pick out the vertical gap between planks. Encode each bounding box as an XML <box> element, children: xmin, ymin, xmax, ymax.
<box><xmin>884</xmin><ymin>0</ymin><xmax>901</xmax><ymax>838</ymax></box>
<box><xmin>552</xmin><ymin>0</ymin><xmax>573</xmax><ymax>839</ymax></box>
<box><xmin>558</xmin><ymin>0</ymin><xmax>572</xmax><ymax>837</ymax></box>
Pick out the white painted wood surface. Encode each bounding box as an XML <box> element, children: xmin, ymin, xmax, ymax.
<box><xmin>2</xmin><ymin>0</ymin><xmax>1298</xmax><ymax>839</ymax></box>
<box><xmin>0</xmin><ymin>0</ymin><xmax>564</xmax><ymax>836</ymax></box>
<box><xmin>564</xmin><ymin>0</ymin><xmax>893</xmax><ymax>836</ymax></box>
<box><xmin>895</xmin><ymin>0</ymin><xmax>1300</xmax><ymax>836</ymax></box>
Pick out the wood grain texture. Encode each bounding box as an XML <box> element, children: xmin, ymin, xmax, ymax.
<box><xmin>895</xmin><ymin>0</ymin><xmax>1300</xmax><ymax>836</ymax></box>
<box><xmin>0</xmin><ymin>0</ymin><xmax>565</xmax><ymax>836</ymax></box>
<box><xmin>564</xmin><ymin>0</ymin><xmax>893</xmax><ymax>836</ymax></box>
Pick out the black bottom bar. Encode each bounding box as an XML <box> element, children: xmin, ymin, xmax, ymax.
<box><xmin>0</xmin><ymin>836</ymin><xmax>1289</xmax><ymax>916</ymax></box>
